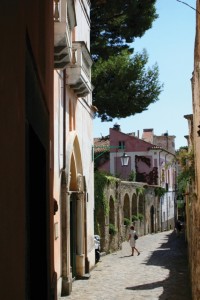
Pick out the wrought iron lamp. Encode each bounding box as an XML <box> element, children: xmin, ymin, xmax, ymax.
<box><xmin>120</xmin><ymin>152</ymin><xmax>129</xmax><ymax>166</ymax></box>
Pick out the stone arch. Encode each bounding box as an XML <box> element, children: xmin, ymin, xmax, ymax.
<box><xmin>61</xmin><ymin>132</ymin><xmax>87</xmax><ymax>295</ymax></box>
<box><xmin>123</xmin><ymin>193</ymin><xmax>130</xmax><ymax>220</ymax></box>
<box><xmin>150</xmin><ymin>205</ymin><xmax>155</xmax><ymax>233</ymax></box>
<box><xmin>109</xmin><ymin>196</ymin><xmax>115</xmax><ymax>225</ymax></box>
<box><xmin>138</xmin><ymin>194</ymin><xmax>144</xmax><ymax>216</ymax></box>
<box><xmin>66</xmin><ymin>133</ymin><xmax>83</xmax><ymax>187</ymax></box>
<box><xmin>132</xmin><ymin>193</ymin><xmax>137</xmax><ymax>217</ymax></box>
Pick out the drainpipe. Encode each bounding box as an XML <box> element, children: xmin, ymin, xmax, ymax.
<box><xmin>60</xmin><ymin>69</ymin><xmax>68</xmax><ymax>295</ymax></box>
<box><xmin>144</xmin><ymin>189</ymin><xmax>146</xmax><ymax>235</ymax></box>
<box><xmin>63</xmin><ymin>70</ymin><xmax>66</xmax><ymax>169</ymax></box>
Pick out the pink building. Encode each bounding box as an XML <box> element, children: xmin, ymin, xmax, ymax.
<box><xmin>95</xmin><ymin>126</ymin><xmax>160</xmax><ymax>184</ymax></box>
<box><xmin>94</xmin><ymin>125</ymin><xmax>177</xmax><ymax>231</ymax></box>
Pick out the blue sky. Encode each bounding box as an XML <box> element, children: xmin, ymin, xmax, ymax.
<box><xmin>93</xmin><ymin>0</ymin><xmax>196</xmax><ymax>150</ymax></box>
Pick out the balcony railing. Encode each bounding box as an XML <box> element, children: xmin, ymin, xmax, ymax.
<box><xmin>66</xmin><ymin>41</ymin><xmax>93</xmax><ymax>97</ymax></box>
<box><xmin>54</xmin><ymin>0</ymin><xmax>76</xmax><ymax>69</ymax></box>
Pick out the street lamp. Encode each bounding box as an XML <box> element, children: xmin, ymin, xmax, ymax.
<box><xmin>120</xmin><ymin>152</ymin><xmax>129</xmax><ymax>166</ymax></box>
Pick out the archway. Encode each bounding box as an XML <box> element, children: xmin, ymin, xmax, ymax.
<box><xmin>138</xmin><ymin>195</ymin><xmax>144</xmax><ymax>216</ymax></box>
<box><xmin>123</xmin><ymin>193</ymin><xmax>130</xmax><ymax>221</ymax></box>
<box><xmin>61</xmin><ymin>133</ymin><xmax>86</xmax><ymax>296</ymax></box>
<box><xmin>132</xmin><ymin>193</ymin><xmax>137</xmax><ymax>219</ymax></box>
<box><xmin>109</xmin><ymin>196</ymin><xmax>115</xmax><ymax>226</ymax></box>
<box><xmin>150</xmin><ymin>205</ymin><xmax>155</xmax><ymax>233</ymax></box>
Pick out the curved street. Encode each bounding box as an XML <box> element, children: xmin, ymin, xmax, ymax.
<box><xmin>60</xmin><ymin>230</ymin><xmax>192</xmax><ymax>300</ymax></box>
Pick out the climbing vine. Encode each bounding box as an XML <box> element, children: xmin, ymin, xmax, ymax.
<box><xmin>176</xmin><ymin>147</ymin><xmax>195</xmax><ymax>198</ymax></box>
<box><xmin>94</xmin><ymin>171</ymin><xmax>119</xmax><ymax>232</ymax></box>
<box><xmin>135</xmin><ymin>155</ymin><xmax>151</xmax><ymax>167</ymax></box>
<box><xmin>136</xmin><ymin>186</ymin><xmax>145</xmax><ymax>196</ymax></box>
<box><xmin>128</xmin><ymin>170</ymin><xmax>136</xmax><ymax>181</ymax></box>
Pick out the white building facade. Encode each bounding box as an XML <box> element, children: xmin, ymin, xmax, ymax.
<box><xmin>53</xmin><ymin>0</ymin><xmax>95</xmax><ymax>297</ymax></box>
<box><xmin>159</xmin><ymin>151</ymin><xmax>176</xmax><ymax>230</ymax></box>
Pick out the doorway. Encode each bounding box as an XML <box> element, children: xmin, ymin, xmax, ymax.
<box><xmin>25</xmin><ymin>43</ymin><xmax>50</xmax><ymax>299</ymax></box>
<box><xmin>150</xmin><ymin>205</ymin><xmax>155</xmax><ymax>233</ymax></box>
<box><xmin>26</xmin><ymin>125</ymin><xmax>48</xmax><ymax>299</ymax></box>
<box><xmin>70</xmin><ymin>194</ymin><xmax>77</xmax><ymax>279</ymax></box>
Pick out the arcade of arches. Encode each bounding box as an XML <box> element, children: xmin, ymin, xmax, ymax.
<box><xmin>95</xmin><ymin>180</ymin><xmax>160</xmax><ymax>254</ymax></box>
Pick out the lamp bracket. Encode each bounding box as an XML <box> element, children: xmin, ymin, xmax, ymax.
<box><xmin>92</xmin><ymin>145</ymin><xmax>124</xmax><ymax>161</ymax></box>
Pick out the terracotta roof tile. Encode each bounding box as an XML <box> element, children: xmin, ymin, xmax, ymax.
<box><xmin>94</xmin><ymin>137</ymin><xmax>110</xmax><ymax>153</ymax></box>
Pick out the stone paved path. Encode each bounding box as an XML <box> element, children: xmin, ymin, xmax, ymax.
<box><xmin>60</xmin><ymin>230</ymin><xmax>192</xmax><ymax>300</ymax></box>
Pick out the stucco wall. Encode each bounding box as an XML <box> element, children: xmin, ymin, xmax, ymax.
<box><xmin>0</xmin><ymin>1</ymin><xmax>54</xmax><ymax>298</ymax></box>
<box><xmin>53</xmin><ymin>0</ymin><xmax>94</xmax><ymax>297</ymax></box>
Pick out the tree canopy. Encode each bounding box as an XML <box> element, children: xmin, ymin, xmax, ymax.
<box><xmin>92</xmin><ymin>50</ymin><xmax>162</xmax><ymax>121</ymax></box>
<box><xmin>90</xmin><ymin>0</ymin><xmax>163</xmax><ymax>121</ymax></box>
<box><xmin>91</xmin><ymin>0</ymin><xmax>158</xmax><ymax>60</ymax></box>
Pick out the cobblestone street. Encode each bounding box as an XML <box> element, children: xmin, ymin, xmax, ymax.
<box><xmin>60</xmin><ymin>230</ymin><xmax>192</xmax><ymax>300</ymax></box>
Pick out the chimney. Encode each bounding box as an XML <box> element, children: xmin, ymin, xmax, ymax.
<box><xmin>113</xmin><ymin>123</ymin><xmax>120</xmax><ymax>131</ymax></box>
<box><xmin>142</xmin><ymin>128</ymin><xmax>154</xmax><ymax>143</ymax></box>
<box><xmin>143</xmin><ymin>128</ymin><xmax>154</xmax><ymax>133</ymax></box>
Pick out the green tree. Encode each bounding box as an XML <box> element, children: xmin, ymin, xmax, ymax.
<box><xmin>91</xmin><ymin>0</ymin><xmax>163</xmax><ymax>121</ymax></box>
<box><xmin>92</xmin><ymin>50</ymin><xmax>163</xmax><ymax>121</ymax></box>
<box><xmin>91</xmin><ymin>0</ymin><xmax>158</xmax><ymax>60</ymax></box>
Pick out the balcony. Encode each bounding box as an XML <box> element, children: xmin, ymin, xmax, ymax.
<box><xmin>54</xmin><ymin>0</ymin><xmax>76</xmax><ymax>69</ymax></box>
<box><xmin>66</xmin><ymin>41</ymin><xmax>93</xmax><ymax>97</ymax></box>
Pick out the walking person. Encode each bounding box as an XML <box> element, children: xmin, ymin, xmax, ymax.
<box><xmin>175</xmin><ymin>219</ymin><xmax>182</xmax><ymax>236</ymax></box>
<box><xmin>128</xmin><ymin>225</ymin><xmax>140</xmax><ymax>256</ymax></box>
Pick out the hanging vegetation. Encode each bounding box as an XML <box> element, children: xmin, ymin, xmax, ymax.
<box><xmin>132</xmin><ymin>213</ymin><xmax>144</xmax><ymax>222</ymax></box>
<box><xmin>128</xmin><ymin>170</ymin><xmax>136</xmax><ymax>181</ymax></box>
<box><xmin>109</xmin><ymin>223</ymin><xmax>117</xmax><ymax>235</ymax></box>
<box><xmin>136</xmin><ymin>186</ymin><xmax>145</xmax><ymax>196</ymax></box>
<box><xmin>94</xmin><ymin>171</ymin><xmax>119</xmax><ymax>233</ymax></box>
<box><xmin>124</xmin><ymin>218</ymin><xmax>131</xmax><ymax>226</ymax></box>
<box><xmin>154</xmin><ymin>186</ymin><xmax>166</xmax><ymax>197</ymax></box>
<box><xmin>176</xmin><ymin>147</ymin><xmax>195</xmax><ymax>198</ymax></box>
<box><xmin>94</xmin><ymin>171</ymin><xmax>118</xmax><ymax>213</ymax></box>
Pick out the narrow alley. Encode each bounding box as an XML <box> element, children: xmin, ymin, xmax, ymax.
<box><xmin>60</xmin><ymin>230</ymin><xmax>191</xmax><ymax>300</ymax></box>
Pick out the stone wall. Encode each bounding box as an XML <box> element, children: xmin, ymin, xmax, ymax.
<box><xmin>95</xmin><ymin>179</ymin><xmax>161</xmax><ymax>254</ymax></box>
